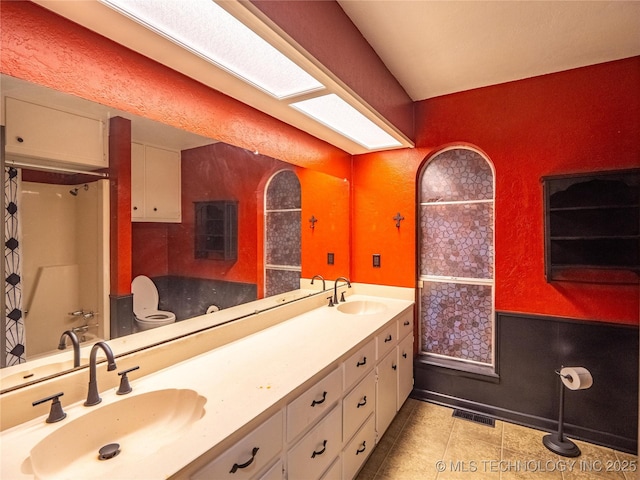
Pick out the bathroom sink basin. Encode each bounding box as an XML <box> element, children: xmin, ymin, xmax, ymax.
<box><xmin>28</xmin><ymin>389</ymin><xmax>206</xmax><ymax>479</ymax></box>
<box><xmin>1</xmin><ymin>361</ymin><xmax>76</xmax><ymax>390</ymax></box>
<box><xmin>337</xmin><ymin>300</ymin><xmax>387</xmax><ymax>315</ymax></box>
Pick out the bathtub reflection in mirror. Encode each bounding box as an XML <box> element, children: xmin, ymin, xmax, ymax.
<box><xmin>0</xmin><ymin>75</ymin><xmax>350</xmax><ymax>392</ymax></box>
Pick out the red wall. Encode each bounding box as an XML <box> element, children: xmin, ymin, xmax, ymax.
<box><xmin>2</xmin><ymin>1</ymin><xmax>351</xmax><ymax>296</ymax></box>
<box><xmin>132</xmin><ymin>142</ymin><xmax>351</xmax><ymax>297</ymax></box>
<box><xmin>352</xmin><ymin>57</ymin><xmax>640</xmax><ymax>324</ymax></box>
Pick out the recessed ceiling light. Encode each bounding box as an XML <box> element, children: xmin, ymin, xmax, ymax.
<box><xmin>291</xmin><ymin>94</ymin><xmax>403</xmax><ymax>150</ymax></box>
<box><xmin>100</xmin><ymin>0</ymin><xmax>324</xmax><ymax>99</ymax></box>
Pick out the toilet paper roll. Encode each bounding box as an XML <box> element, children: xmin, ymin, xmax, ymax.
<box><xmin>560</xmin><ymin>366</ymin><xmax>593</xmax><ymax>390</ymax></box>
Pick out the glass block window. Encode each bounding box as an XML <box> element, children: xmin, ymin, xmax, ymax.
<box><xmin>419</xmin><ymin>148</ymin><xmax>495</xmax><ymax>367</ymax></box>
<box><xmin>265</xmin><ymin>170</ymin><xmax>301</xmax><ymax>297</ymax></box>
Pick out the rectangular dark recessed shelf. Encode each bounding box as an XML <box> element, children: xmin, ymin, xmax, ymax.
<box><xmin>542</xmin><ymin>168</ymin><xmax>640</xmax><ymax>284</ymax></box>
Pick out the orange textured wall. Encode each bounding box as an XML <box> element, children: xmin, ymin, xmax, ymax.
<box><xmin>0</xmin><ymin>2</ymin><xmax>350</xmax><ymax>178</ymax></box>
<box><xmin>352</xmin><ymin>58</ymin><xmax>640</xmax><ymax>324</ymax></box>
<box><xmin>2</xmin><ymin>1</ymin><xmax>351</xmax><ymax>296</ymax></box>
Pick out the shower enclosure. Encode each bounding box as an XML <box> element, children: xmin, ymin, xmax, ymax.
<box><xmin>3</xmin><ymin>169</ymin><xmax>109</xmax><ymax>364</ymax></box>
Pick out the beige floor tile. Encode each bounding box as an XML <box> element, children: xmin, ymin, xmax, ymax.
<box><xmin>437</xmin><ymin>434</ymin><xmax>502</xmax><ymax>480</ymax></box>
<box><xmin>561</xmin><ymin>440</ymin><xmax>627</xmax><ymax>480</ymax></box>
<box><xmin>502</xmin><ymin>423</ymin><xmax>561</xmax><ymax>461</ymax></box>
<box><xmin>613</xmin><ymin>451</ymin><xmax>638</xmax><ymax>480</ymax></box>
<box><xmin>499</xmin><ymin>448</ymin><xmax>564</xmax><ymax>480</ymax></box>
<box><xmin>450</xmin><ymin>416</ymin><xmax>504</xmax><ymax>448</ymax></box>
<box><xmin>375</xmin><ymin>443</ymin><xmax>443</xmax><ymax>480</ymax></box>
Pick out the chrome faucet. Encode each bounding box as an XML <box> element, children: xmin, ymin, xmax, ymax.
<box><xmin>85</xmin><ymin>341</ymin><xmax>117</xmax><ymax>406</ymax></box>
<box><xmin>311</xmin><ymin>275</ymin><xmax>326</xmax><ymax>291</ymax></box>
<box><xmin>58</xmin><ymin>330</ymin><xmax>81</xmax><ymax>368</ymax></box>
<box><xmin>333</xmin><ymin>276</ymin><xmax>351</xmax><ymax>304</ymax></box>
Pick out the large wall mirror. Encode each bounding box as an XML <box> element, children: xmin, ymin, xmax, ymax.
<box><xmin>0</xmin><ymin>74</ymin><xmax>350</xmax><ymax>392</ymax></box>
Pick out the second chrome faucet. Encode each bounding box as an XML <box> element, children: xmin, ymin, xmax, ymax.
<box><xmin>85</xmin><ymin>341</ymin><xmax>117</xmax><ymax>406</ymax></box>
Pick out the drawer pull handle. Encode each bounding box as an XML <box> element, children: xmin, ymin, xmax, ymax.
<box><xmin>404</xmin><ymin>320</ymin><xmax>410</xmax><ymax>326</ymax></box>
<box><xmin>229</xmin><ymin>447</ymin><xmax>259</xmax><ymax>473</ymax></box>
<box><xmin>311</xmin><ymin>440</ymin><xmax>327</xmax><ymax>458</ymax></box>
<box><xmin>384</xmin><ymin>335</ymin><xmax>393</xmax><ymax>343</ymax></box>
<box><xmin>357</xmin><ymin>396</ymin><xmax>367</xmax><ymax>408</ymax></box>
<box><xmin>403</xmin><ymin>352</ymin><xmax>408</xmax><ymax>359</ymax></box>
<box><xmin>356</xmin><ymin>441</ymin><xmax>367</xmax><ymax>455</ymax></box>
<box><xmin>311</xmin><ymin>391</ymin><xmax>327</xmax><ymax>407</ymax></box>
<box><xmin>356</xmin><ymin>357</ymin><xmax>367</xmax><ymax>367</ymax></box>
<box><xmin>392</xmin><ymin>363</ymin><xmax>397</xmax><ymax>371</ymax></box>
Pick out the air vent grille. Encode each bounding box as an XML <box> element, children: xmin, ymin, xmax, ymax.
<box><xmin>452</xmin><ymin>409</ymin><xmax>495</xmax><ymax>427</ymax></box>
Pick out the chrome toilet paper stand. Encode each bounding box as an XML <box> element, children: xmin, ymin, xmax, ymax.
<box><xmin>542</xmin><ymin>369</ymin><xmax>581</xmax><ymax>457</ymax></box>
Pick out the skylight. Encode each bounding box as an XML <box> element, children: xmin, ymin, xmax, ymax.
<box><xmin>100</xmin><ymin>0</ymin><xmax>324</xmax><ymax>99</ymax></box>
<box><xmin>291</xmin><ymin>94</ymin><xmax>403</xmax><ymax>150</ymax></box>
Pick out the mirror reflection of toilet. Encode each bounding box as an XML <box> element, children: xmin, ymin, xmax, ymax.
<box><xmin>131</xmin><ymin>275</ymin><xmax>176</xmax><ymax>331</ymax></box>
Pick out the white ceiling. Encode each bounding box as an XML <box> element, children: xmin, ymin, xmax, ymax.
<box><xmin>337</xmin><ymin>0</ymin><xmax>640</xmax><ymax>101</ymax></box>
<box><xmin>19</xmin><ymin>1</ymin><xmax>640</xmax><ymax>153</ymax></box>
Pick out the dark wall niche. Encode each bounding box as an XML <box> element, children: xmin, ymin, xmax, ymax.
<box><xmin>543</xmin><ymin>168</ymin><xmax>639</xmax><ymax>284</ymax></box>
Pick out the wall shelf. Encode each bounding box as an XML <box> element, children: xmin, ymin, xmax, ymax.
<box><xmin>194</xmin><ymin>201</ymin><xmax>238</xmax><ymax>261</ymax></box>
<box><xmin>543</xmin><ymin>168</ymin><xmax>639</xmax><ymax>284</ymax></box>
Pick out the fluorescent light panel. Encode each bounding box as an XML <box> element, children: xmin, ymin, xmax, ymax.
<box><xmin>291</xmin><ymin>94</ymin><xmax>403</xmax><ymax>150</ymax></box>
<box><xmin>100</xmin><ymin>0</ymin><xmax>324</xmax><ymax>99</ymax></box>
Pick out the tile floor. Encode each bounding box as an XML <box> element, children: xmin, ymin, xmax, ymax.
<box><xmin>356</xmin><ymin>399</ymin><xmax>638</xmax><ymax>480</ymax></box>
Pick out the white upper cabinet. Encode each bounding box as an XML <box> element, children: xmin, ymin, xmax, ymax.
<box><xmin>5</xmin><ymin>97</ymin><xmax>106</xmax><ymax>169</ymax></box>
<box><xmin>131</xmin><ymin>142</ymin><xmax>182</xmax><ymax>223</ymax></box>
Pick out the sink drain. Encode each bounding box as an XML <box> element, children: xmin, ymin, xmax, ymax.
<box><xmin>98</xmin><ymin>443</ymin><xmax>121</xmax><ymax>460</ymax></box>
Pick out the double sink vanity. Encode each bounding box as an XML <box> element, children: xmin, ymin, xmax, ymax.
<box><xmin>0</xmin><ymin>283</ymin><xmax>415</xmax><ymax>480</ymax></box>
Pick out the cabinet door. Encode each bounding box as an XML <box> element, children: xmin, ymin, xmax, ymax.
<box><xmin>376</xmin><ymin>348</ymin><xmax>398</xmax><ymax>437</ymax></box>
<box><xmin>397</xmin><ymin>334</ymin><xmax>414</xmax><ymax>409</ymax></box>
<box><xmin>144</xmin><ymin>145</ymin><xmax>181</xmax><ymax>221</ymax></box>
<box><xmin>192</xmin><ymin>411</ymin><xmax>283</xmax><ymax>480</ymax></box>
<box><xmin>130</xmin><ymin>142</ymin><xmax>145</xmax><ymax>219</ymax></box>
<box><xmin>5</xmin><ymin>97</ymin><xmax>106</xmax><ymax>169</ymax></box>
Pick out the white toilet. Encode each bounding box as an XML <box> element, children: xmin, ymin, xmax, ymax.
<box><xmin>131</xmin><ymin>275</ymin><xmax>176</xmax><ymax>331</ymax></box>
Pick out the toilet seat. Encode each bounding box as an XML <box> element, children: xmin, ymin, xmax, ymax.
<box><xmin>131</xmin><ymin>275</ymin><xmax>176</xmax><ymax>330</ymax></box>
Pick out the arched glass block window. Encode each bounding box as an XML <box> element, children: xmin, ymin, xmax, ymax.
<box><xmin>418</xmin><ymin>148</ymin><xmax>495</xmax><ymax>369</ymax></box>
<box><xmin>264</xmin><ymin>170</ymin><xmax>301</xmax><ymax>297</ymax></box>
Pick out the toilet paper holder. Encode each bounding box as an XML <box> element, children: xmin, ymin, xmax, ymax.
<box><xmin>543</xmin><ymin>366</ymin><xmax>593</xmax><ymax>457</ymax></box>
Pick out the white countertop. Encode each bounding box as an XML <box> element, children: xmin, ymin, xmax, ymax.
<box><xmin>0</xmin><ymin>292</ymin><xmax>413</xmax><ymax>479</ymax></box>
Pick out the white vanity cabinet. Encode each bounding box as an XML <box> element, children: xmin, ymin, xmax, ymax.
<box><xmin>287</xmin><ymin>405</ymin><xmax>342</xmax><ymax>480</ymax></box>
<box><xmin>5</xmin><ymin>97</ymin><xmax>106</xmax><ymax>169</ymax></box>
<box><xmin>131</xmin><ymin>142</ymin><xmax>181</xmax><ymax>222</ymax></box>
<box><xmin>287</xmin><ymin>367</ymin><xmax>342</xmax><ymax>442</ymax></box>
<box><xmin>342</xmin><ymin>415</ymin><xmax>376</xmax><ymax>480</ymax></box>
<box><xmin>375</xmin><ymin>309</ymin><xmax>414</xmax><ymax>438</ymax></box>
<box><xmin>192</xmin><ymin>411</ymin><xmax>283</xmax><ymax>480</ymax></box>
<box><xmin>182</xmin><ymin>300</ymin><xmax>415</xmax><ymax>480</ymax></box>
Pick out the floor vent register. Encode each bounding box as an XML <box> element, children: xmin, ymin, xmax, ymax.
<box><xmin>452</xmin><ymin>409</ymin><xmax>496</xmax><ymax>427</ymax></box>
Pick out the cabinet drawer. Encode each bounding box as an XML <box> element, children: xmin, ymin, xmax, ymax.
<box><xmin>343</xmin><ymin>370</ymin><xmax>376</xmax><ymax>442</ymax></box>
<box><xmin>342</xmin><ymin>415</ymin><xmax>376</xmax><ymax>480</ymax></box>
<box><xmin>259</xmin><ymin>460</ymin><xmax>283</xmax><ymax>480</ymax></box>
<box><xmin>398</xmin><ymin>309</ymin><xmax>414</xmax><ymax>340</ymax></box>
<box><xmin>343</xmin><ymin>339</ymin><xmax>375</xmax><ymax>390</ymax></box>
<box><xmin>376</xmin><ymin>321</ymin><xmax>397</xmax><ymax>360</ymax></box>
<box><xmin>320</xmin><ymin>457</ymin><xmax>342</xmax><ymax>480</ymax></box>
<box><xmin>287</xmin><ymin>367</ymin><xmax>342</xmax><ymax>442</ymax></box>
<box><xmin>192</xmin><ymin>411</ymin><xmax>283</xmax><ymax>480</ymax></box>
<box><xmin>287</xmin><ymin>405</ymin><xmax>342</xmax><ymax>480</ymax></box>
